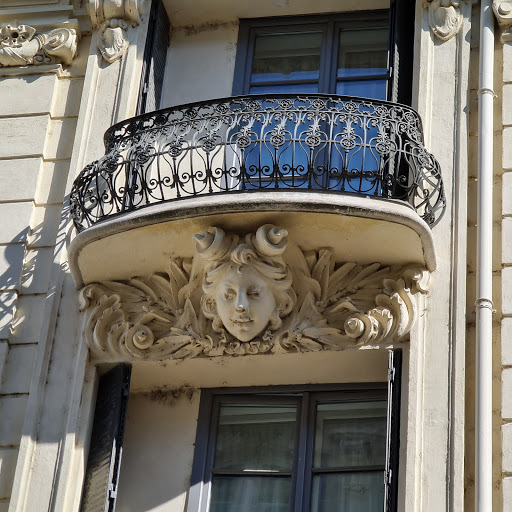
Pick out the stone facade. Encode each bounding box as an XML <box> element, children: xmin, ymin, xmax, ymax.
<box><xmin>0</xmin><ymin>0</ymin><xmax>509</xmax><ymax>511</ymax></box>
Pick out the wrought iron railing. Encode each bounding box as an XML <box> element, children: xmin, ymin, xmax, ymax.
<box><xmin>70</xmin><ymin>94</ymin><xmax>446</xmax><ymax>232</ymax></box>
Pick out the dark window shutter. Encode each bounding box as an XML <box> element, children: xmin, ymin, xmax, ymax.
<box><xmin>137</xmin><ymin>0</ymin><xmax>170</xmax><ymax>114</ymax></box>
<box><xmin>389</xmin><ymin>0</ymin><xmax>415</xmax><ymax>105</ymax></box>
<box><xmin>384</xmin><ymin>349</ymin><xmax>402</xmax><ymax>512</ymax></box>
<box><xmin>80</xmin><ymin>365</ymin><xmax>131</xmax><ymax>512</ymax></box>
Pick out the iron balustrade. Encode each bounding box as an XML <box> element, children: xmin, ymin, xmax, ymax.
<box><xmin>70</xmin><ymin>94</ymin><xmax>446</xmax><ymax>232</ymax></box>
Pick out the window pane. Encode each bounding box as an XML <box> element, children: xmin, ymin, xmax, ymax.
<box><xmin>311</xmin><ymin>472</ymin><xmax>385</xmax><ymax>512</ymax></box>
<box><xmin>335</xmin><ymin>79</ymin><xmax>387</xmax><ymax>100</ymax></box>
<box><xmin>337</xmin><ymin>28</ymin><xmax>389</xmax><ymax>78</ymax></box>
<box><xmin>314</xmin><ymin>401</ymin><xmax>387</xmax><ymax>468</ymax></box>
<box><xmin>251</xmin><ymin>32</ymin><xmax>322</xmax><ymax>83</ymax></box>
<box><xmin>209</xmin><ymin>476</ymin><xmax>291</xmax><ymax>512</ymax></box>
<box><xmin>249</xmin><ymin>82</ymin><xmax>319</xmax><ymax>94</ymax></box>
<box><xmin>214</xmin><ymin>404</ymin><xmax>297</xmax><ymax>471</ymax></box>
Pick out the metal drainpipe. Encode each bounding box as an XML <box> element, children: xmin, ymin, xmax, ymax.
<box><xmin>476</xmin><ymin>1</ymin><xmax>495</xmax><ymax>511</ymax></box>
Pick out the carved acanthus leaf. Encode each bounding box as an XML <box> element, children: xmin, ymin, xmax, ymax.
<box><xmin>425</xmin><ymin>0</ymin><xmax>464</xmax><ymax>41</ymax></box>
<box><xmin>79</xmin><ymin>225</ymin><xmax>430</xmax><ymax>363</ymax></box>
<box><xmin>0</xmin><ymin>25</ymin><xmax>77</xmax><ymax>68</ymax></box>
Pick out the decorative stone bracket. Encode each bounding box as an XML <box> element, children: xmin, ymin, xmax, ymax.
<box><xmin>0</xmin><ymin>24</ymin><xmax>77</xmax><ymax>68</ymax></box>
<box><xmin>87</xmin><ymin>0</ymin><xmax>146</xmax><ymax>63</ymax></box>
<box><xmin>493</xmin><ymin>1</ymin><xmax>512</xmax><ymax>43</ymax></box>
<box><xmin>424</xmin><ymin>0</ymin><xmax>464</xmax><ymax>41</ymax></box>
<box><xmin>79</xmin><ymin>225</ymin><xmax>430</xmax><ymax>363</ymax></box>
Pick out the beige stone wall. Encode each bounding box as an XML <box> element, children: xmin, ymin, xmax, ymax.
<box><xmin>501</xmin><ymin>36</ymin><xmax>512</xmax><ymax>512</ymax></box>
<box><xmin>0</xmin><ymin>32</ymin><xmax>89</xmax><ymax>509</ymax></box>
<box><xmin>465</xmin><ymin>5</ymin><xmax>512</xmax><ymax>512</ymax></box>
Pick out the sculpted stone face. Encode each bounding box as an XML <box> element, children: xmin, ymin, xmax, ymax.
<box><xmin>215</xmin><ymin>266</ymin><xmax>276</xmax><ymax>342</ymax></box>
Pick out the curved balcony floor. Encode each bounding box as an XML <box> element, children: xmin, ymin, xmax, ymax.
<box><xmin>68</xmin><ymin>191</ymin><xmax>435</xmax><ymax>287</ymax></box>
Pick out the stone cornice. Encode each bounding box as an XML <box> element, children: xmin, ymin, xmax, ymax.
<box><xmin>424</xmin><ymin>0</ymin><xmax>464</xmax><ymax>41</ymax></box>
<box><xmin>86</xmin><ymin>0</ymin><xmax>146</xmax><ymax>63</ymax></box>
<box><xmin>0</xmin><ymin>23</ymin><xmax>77</xmax><ymax>68</ymax></box>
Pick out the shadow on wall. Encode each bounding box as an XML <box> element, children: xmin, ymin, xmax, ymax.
<box><xmin>0</xmin><ymin>198</ymin><xmax>72</xmax><ymax>342</ymax></box>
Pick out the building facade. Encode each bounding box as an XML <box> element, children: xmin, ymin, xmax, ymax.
<box><xmin>0</xmin><ymin>0</ymin><xmax>510</xmax><ymax>511</ymax></box>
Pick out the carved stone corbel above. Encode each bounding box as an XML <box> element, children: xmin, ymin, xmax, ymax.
<box><xmin>87</xmin><ymin>0</ymin><xmax>146</xmax><ymax>63</ymax></box>
<box><xmin>493</xmin><ymin>1</ymin><xmax>512</xmax><ymax>43</ymax></box>
<box><xmin>424</xmin><ymin>0</ymin><xmax>464</xmax><ymax>41</ymax></box>
<box><xmin>79</xmin><ymin>224</ymin><xmax>430</xmax><ymax>363</ymax></box>
<box><xmin>0</xmin><ymin>24</ymin><xmax>77</xmax><ymax>68</ymax></box>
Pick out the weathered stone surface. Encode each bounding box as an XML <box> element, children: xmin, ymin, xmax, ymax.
<box><xmin>0</xmin><ymin>158</ymin><xmax>41</xmax><ymax>202</ymax></box>
<box><xmin>0</xmin><ymin>245</ymin><xmax>24</xmax><ymax>291</ymax></box>
<box><xmin>0</xmin><ymin>203</ymin><xmax>32</xmax><ymax>244</ymax></box>
<box><xmin>28</xmin><ymin>205</ymin><xmax>62</xmax><ymax>248</ymax></box>
<box><xmin>0</xmin><ymin>116</ymin><xmax>49</xmax><ymax>159</ymax></box>
<box><xmin>20</xmin><ymin>248</ymin><xmax>54</xmax><ymax>294</ymax></box>
<box><xmin>0</xmin><ymin>75</ymin><xmax>57</xmax><ymax>117</ymax></box>
<box><xmin>9</xmin><ymin>294</ymin><xmax>46</xmax><ymax>345</ymax></box>
<box><xmin>34</xmin><ymin>160</ymin><xmax>69</xmax><ymax>205</ymax></box>
<box><xmin>1</xmin><ymin>345</ymin><xmax>36</xmax><ymax>394</ymax></box>
<box><xmin>0</xmin><ymin>448</ymin><xmax>18</xmax><ymax>499</ymax></box>
<box><xmin>0</xmin><ymin>292</ymin><xmax>17</xmax><ymax>339</ymax></box>
<box><xmin>0</xmin><ymin>396</ymin><xmax>27</xmax><ymax>445</ymax></box>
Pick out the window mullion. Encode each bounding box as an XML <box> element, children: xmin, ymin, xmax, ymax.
<box><xmin>292</xmin><ymin>392</ymin><xmax>310</xmax><ymax>512</ymax></box>
<box><xmin>384</xmin><ymin>349</ymin><xmax>403</xmax><ymax>512</ymax></box>
<box><xmin>319</xmin><ymin>21</ymin><xmax>335</xmax><ymax>94</ymax></box>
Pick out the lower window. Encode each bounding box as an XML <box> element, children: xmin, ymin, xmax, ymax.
<box><xmin>188</xmin><ymin>369</ymin><xmax>401</xmax><ymax>512</ymax></box>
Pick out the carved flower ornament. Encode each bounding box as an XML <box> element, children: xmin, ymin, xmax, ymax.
<box><xmin>0</xmin><ymin>24</ymin><xmax>77</xmax><ymax>67</ymax></box>
<box><xmin>80</xmin><ymin>224</ymin><xmax>429</xmax><ymax>361</ymax></box>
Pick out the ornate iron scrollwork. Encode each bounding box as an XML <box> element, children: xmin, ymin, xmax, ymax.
<box><xmin>70</xmin><ymin>94</ymin><xmax>446</xmax><ymax>231</ymax></box>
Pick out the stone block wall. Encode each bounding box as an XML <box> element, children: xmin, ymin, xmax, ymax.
<box><xmin>0</xmin><ymin>36</ymin><xmax>88</xmax><ymax>509</ymax></box>
<box><xmin>502</xmin><ymin>39</ymin><xmax>512</xmax><ymax>512</ymax></box>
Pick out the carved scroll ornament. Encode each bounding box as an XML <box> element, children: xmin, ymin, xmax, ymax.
<box><xmin>80</xmin><ymin>225</ymin><xmax>430</xmax><ymax>362</ymax></box>
<box><xmin>493</xmin><ymin>1</ymin><xmax>512</xmax><ymax>43</ymax></box>
<box><xmin>87</xmin><ymin>0</ymin><xmax>146</xmax><ymax>63</ymax></box>
<box><xmin>0</xmin><ymin>24</ymin><xmax>77</xmax><ymax>67</ymax></box>
<box><xmin>425</xmin><ymin>0</ymin><xmax>464</xmax><ymax>41</ymax></box>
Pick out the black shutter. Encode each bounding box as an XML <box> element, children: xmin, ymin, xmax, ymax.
<box><xmin>80</xmin><ymin>365</ymin><xmax>131</xmax><ymax>512</ymax></box>
<box><xmin>389</xmin><ymin>0</ymin><xmax>415</xmax><ymax>105</ymax></box>
<box><xmin>384</xmin><ymin>349</ymin><xmax>402</xmax><ymax>512</ymax></box>
<box><xmin>137</xmin><ymin>0</ymin><xmax>171</xmax><ymax>114</ymax></box>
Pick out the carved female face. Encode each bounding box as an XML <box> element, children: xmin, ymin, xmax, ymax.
<box><xmin>214</xmin><ymin>265</ymin><xmax>276</xmax><ymax>342</ymax></box>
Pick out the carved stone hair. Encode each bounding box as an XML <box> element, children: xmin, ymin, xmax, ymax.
<box><xmin>195</xmin><ymin>225</ymin><xmax>297</xmax><ymax>335</ymax></box>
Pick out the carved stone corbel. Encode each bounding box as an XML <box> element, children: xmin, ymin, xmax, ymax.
<box><xmin>0</xmin><ymin>24</ymin><xmax>77</xmax><ymax>67</ymax></box>
<box><xmin>493</xmin><ymin>1</ymin><xmax>512</xmax><ymax>43</ymax></box>
<box><xmin>424</xmin><ymin>0</ymin><xmax>464</xmax><ymax>41</ymax></box>
<box><xmin>87</xmin><ymin>0</ymin><xmax>146</xmax><ymax>63</ymax></box>
<box><xmin>79</xmin><ymin>225</ymin><xmax>431</xmax><ymax>363</ymax></box>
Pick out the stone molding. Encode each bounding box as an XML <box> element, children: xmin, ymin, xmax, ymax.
<box><xmin>424</xmin><ymin>0</ymin><xmax>464</xmax><ymax>41</ymax></box>
<box><xmin>79</xmin><ymin>224</ymin><xmax>430</xmax><ymax>362</ymax></box>
<box><xmin>0</xmin><ymin>24</ymin><xmax>77</xmax><ymax>67</ymax></box>
<box><xmin>493</xmin><ymin>1</ymin><xmax>512</xmax><ymax>43</ymax></box>
<box><xmin>87</xmin><ymin>0</ymin><xmax>146</xmax><ymax>63</ymax></box>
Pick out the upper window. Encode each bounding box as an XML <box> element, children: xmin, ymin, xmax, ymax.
<box><xmin>233</xmin><ymin>12</ymin><xmax>391</xmax><ymax>101</ymax></box>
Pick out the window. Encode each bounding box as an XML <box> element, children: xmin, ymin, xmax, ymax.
<box><xmin>233</xmin><ymin>5</ymin><xmax>413</xmax><ymax>103</ymax></box>
<box><xmin>188</xmin><ymin>352</ymin><xmax>402</xmax><ymax>512</ymax></box>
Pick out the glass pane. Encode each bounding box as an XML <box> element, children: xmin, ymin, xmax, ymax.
<box><xmin>214</xmin><ymin>404</ymin><xmax>297</xmax><ymax>471</ymax></box>
<box><xmin>311</xmin><ymin>472</ymin><xmax>385</xmax><ymax>512</ymax></box>
<box><xmin>249</xmin><ymin>82</ymin><xmax>319</xmax><ymax>94</ymax></box>
<box><xmin>209</xmin><ymin>476</ymin><xmax>291</xmax><ymax>512</ymax></box>
<box><xmin>336</xmin><ymin>79</ymin><xmax>387</xmax><ymax>100</ymax></box>
<box><xmin>337</xmin><ymin>28</ymin><xmax>389</xmax><ymax>78</ymax></box>
<box><xmin>314</xmin><ymin>401</ymin><xmax>387</xmax><ymax>468</ymax></box>
<box><xmin>251</xmin><ymin>32</ymin><xmax>322</xmax><ymax>83</ymax></box>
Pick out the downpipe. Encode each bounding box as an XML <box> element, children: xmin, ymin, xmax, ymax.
<box><xmin>476</xmin><ymin>1</ymin><xmax>495</xmax><ymax>511</ymax></box>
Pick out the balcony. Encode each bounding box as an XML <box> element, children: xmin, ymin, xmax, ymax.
<box><xmin>69</xmin><ymin>95</ymin><xmax>445</xmax><ymax>285</ymax></box>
